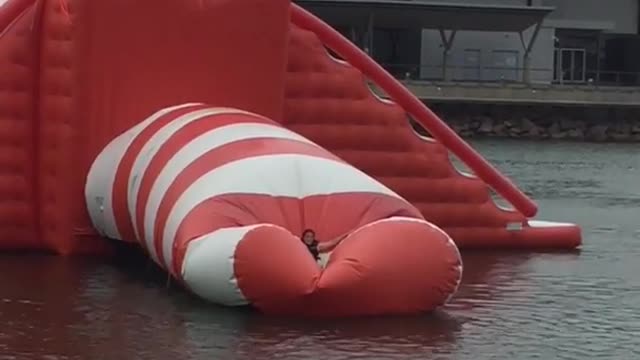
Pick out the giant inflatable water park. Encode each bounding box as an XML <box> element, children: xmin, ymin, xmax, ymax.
<box><xmin>0</xmin><ymin>0</ymin><xmax>581</xmax><ymax>317</ymax></box>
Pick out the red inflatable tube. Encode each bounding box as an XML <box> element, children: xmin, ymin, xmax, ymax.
<box><xmin>85</xmin><ymin>105</ymin><xmax>463</xmax><ymax>316</ymax></box>
<box><xmin>0</xmin><ymin>0</ymin><xmax>33</xmax><ymax>34</ymax></box>
<box><xmin>290</xmin><ymin>4</ymin><xmax>538</xmax><ymax>218</ymax></box>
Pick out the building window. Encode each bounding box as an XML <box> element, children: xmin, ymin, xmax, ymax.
<box><xmin>554</xmin><ymin>48</ymin><xmax>586</xmax><ymax>83</ymax></box>
<box><xmin>462</xmin><ymin>49</ymin><xmax>482</xmax><ymax>81</ymax></box>
<box><xmin>490</xmin><ymin>50</ymin><xmax>520</xmax><ymax>82</ymax></box>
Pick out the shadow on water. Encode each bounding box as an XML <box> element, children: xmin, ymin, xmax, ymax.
<box><xmin>102</xmin><ymin>243</ymin><xmax>533</xmax><ymax>359</ymax></box>
<box><xmin>229</xmin><ymin>312</ymin><xmax>463</xmax><ymax>359</ymax></box>
<box><xmin>106</xmin><ymin>245</ymin><xmax>581</xmax><ymax>360</ymax></box>
<box><xmin>108</xmin><ymin>243</ymin><xmax>467</xmax><ymax>358</ymax></box>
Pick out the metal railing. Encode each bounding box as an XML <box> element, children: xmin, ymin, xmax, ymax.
<box><xmin>582</xmin><ymin>70</ymin><xmax>640</xmax><ymax>87</ymax></box>
<box><xmin>378</xmin><ymin>63</ymin><xmax>640</xmax><ymax>87</ymax></box>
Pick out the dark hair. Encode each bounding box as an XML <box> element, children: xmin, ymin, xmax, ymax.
<box><xmin>302</xmin><ymin>229</ymin><xmax>315</xmax><ymax>237</ymax></box>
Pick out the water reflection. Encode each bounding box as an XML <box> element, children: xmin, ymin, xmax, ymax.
<box><xmin>0</xmin><ymin>255</ymin><xmax>89</xmax><ymax>358</ymax></box>
<box><xmin>0</xmin><ymin>239</ymin><xmax>633</xmax><ymax>359</ymax></box>
<box><xmin>0</xmin><ymin>247</ymin><xmax>537</xmax><ymax>359</ymax></box>
<box><xmin>121</xmin><ymin>248</ymin><xmax>468</xmax><ymax>360</ymax></box>
<box><xmin>224</xmin><ymin>312</ymin><xmax>461</xmax><ymax>360</ymax></box>
<box><xmin>0</xmin><ymin>253</ymin><xmax>197</xmax><ymax>360</ymax></box>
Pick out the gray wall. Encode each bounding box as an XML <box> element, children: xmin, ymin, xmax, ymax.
<box><xmin>542</xmin><ymin>0</ymin><xmax>638</xmax><ymax>34</ymax></box>
<box><xmin>419</xmin><ymin>25</ymin><xmax>556</xmax><ymax>83</ymax></box>
<box><xmin>418</xmin><ymin>0</ymin><xmax>639</xmax><ymax>83</ymax></box>
<box><xmin>417</xmin><ymin>0</ymin><xmax>556</xmax><ymax>82</ymax></box>
<box><xmin>405</xmin><ymin>0</ymin><xmax>637</xmax><ymax>34</ymax></box>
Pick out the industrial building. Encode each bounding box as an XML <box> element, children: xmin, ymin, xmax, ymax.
<box><xmin>298</xmin><ymin>0</ymin><xmax>640</xmax><ymax>87</ymax></box>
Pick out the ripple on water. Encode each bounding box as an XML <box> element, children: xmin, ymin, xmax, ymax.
<box><xmin>1</xmin><ymin>140</ymin><xmax>640</xmax><ymax>360</ymax></box>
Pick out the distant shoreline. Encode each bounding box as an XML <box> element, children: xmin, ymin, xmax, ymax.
<box><xmin>419</xmin><ymin>103</ymin><xmax>640</xmax><ymax>143</ymax></box>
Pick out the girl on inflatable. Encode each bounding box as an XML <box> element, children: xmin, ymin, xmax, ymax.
<box><xmin>301</xmin><ymin>229</ymin><xmax>347</xmax><ymax>267</ymax></box>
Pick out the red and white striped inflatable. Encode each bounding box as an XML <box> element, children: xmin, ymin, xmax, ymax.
<box><xmin>85</xmin><ymin>103</ymin><xmax>462</xmax><ymax>316</ymax></box>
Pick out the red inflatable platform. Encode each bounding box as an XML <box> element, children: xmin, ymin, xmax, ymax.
<box><xmin>0</xmin><ymin>0</ymin><xmax>581</xmax><ymax>316</ymax></box>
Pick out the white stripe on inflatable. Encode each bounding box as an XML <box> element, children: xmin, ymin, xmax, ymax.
<box><xmin>181</xmin><ymin>224</ymin><xmax>268</xmax><ymax>306</ymax></box>
<box><xmin>161</xmin><ymin>154</ymin><xmax>404</xmax><ymax>269</ymax></box>
<box><xmin>141</xmin><ymin>123</ymin><xmax>318</xmax><ymax>261</ymax></box>
<box><xmin>127</xmin><ymin>107</ymin><xmax>252</xmax><ymax>243</ymax></box>
<box><xmin>528</xmin><ymin>220</ymin><xmax>576</xmax><ymax>228</ymax></box>
<box><xmin>85</xmin><ymin>103</ymin><xmax>203</xmax><ymax>240</ymax></box>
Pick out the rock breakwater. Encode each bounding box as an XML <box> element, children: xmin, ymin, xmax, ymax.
<box><xmin>423</xmin><ymin>103</ymin><xmax>640</xmax><ymax>142</ymax></box>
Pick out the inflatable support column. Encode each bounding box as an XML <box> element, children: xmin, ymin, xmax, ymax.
<box><xmin>85</xmin><ymin>104</ymin><xmax>463</xmax><ymax>317</ymax></box>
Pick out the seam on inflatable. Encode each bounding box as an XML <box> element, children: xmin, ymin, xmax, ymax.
<box><xmin>344</xmin><ymin>216</ymin><xmax>463</xmax><ymax>305</ymax></box>
<box><xmin>180</xmin><ymin>227</ymin><xmax>253</xmax><ymax>305</ymax></box>
<box><xmin>180</xmin><ymin>223</ymin><xmax>285</xmax><ymax>305</ymax></box>
<box><xmin>292</xmin><ymin>24</ymin><xmax>518</xmax><ymax>231</ymax></box>
<box><xmin>0</xmin><ymin>0</ymin><xmax>31</xmax><ymax>38</ymax></box>
<box><xmin>160</xmin><ymin>154</ymin><xmax>407</xmax><ymax>269</ymax></box>
<box><xmin>351</xmin><ymin>216</ymin><xmax>457</xmax><ymax>249</ymax></box>
<box><xmin>90</xmin><ymin>104</ymin><xmax>205</xmax><ymax>240</ymax></box>
<box><xmin>445</xmin><ymin>262</ymin><xmax>464</xmax><ymax>305</ymax></box>
<box><xmin>313</xmin><ymin>27</ymin><xmax>440</xmax><ymax>146</ymax></box>
<box><xmin>315</xmin><ymin>33</ymin><xmax>397</xmax><ymax>108</ymax></box>
<box><xmin>321</xmin><ymin>45</ymin><xmax>350</xmax><ymax>67</ymax></box>
<box><xmin>291</xmin><ymin>22</ymin><xmax>525</xmax><ymax>226</ymax></box>
<box><xmin>139</xmin><ymin>122</ymin><xmax>321</xmax><ymax>256</ymax></box>
<box><xmin>447</xmin><ymin>152</ymin><xmax>478</xmax><ymax>179</ymax></box>
<box><xmin>139</xmin><ymin>123</ymin><xmax>296</xmax><ymax>251</ymax></box>
<box><xmin>127</xmin><ymin>107</ymin><xmax>253</xmax><ymax>240</ymax></box>
<box><xmin>290</xmin><ymin>4</ymin><xmax>538</xmax><ymax>218</ymax></box>
<box><xmin>101</xmin><ymin>103</ymin><xmax>206</xmax><ymax>241</ymax></box>
<box><xmin>29</xmin><ymin>1</ymin><xmax>43</xmax><ymax>244</ymax></box>
<box><xmin>410</xmin><ymin>129</ymin><xmax>438</xmax><ymax>144</ymax></box>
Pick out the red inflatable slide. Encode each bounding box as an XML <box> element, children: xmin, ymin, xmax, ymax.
<box><xmin>0</xmin><ymin>0</ymin><xmax>580</xmax><ymax>316</ymax></box>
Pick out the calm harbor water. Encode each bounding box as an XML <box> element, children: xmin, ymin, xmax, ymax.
<box><xmin>1</xmin><ymin>139</ymin><xmax>639</xmax><ymax>360</ymax></box>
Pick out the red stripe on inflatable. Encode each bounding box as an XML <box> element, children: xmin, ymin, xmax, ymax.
<box><xmin>152</xmin><ymin>138</ymin><xmax>341</xmax><ymax>267</ymax></box>
<box><xmin>233</xmin><ymin>225</ymin><xmax>322</xmax><ymax>312</ymax></box>
<box><xmin>290</xmin><ymin>4</ymin><xmax>538</xmax><ymax>218</ymax></box>
<box><xmin>111</xmin><ymin>104</ymin><xmax>208</xmax><ymax>242</ymax></box>
<box><xmin>232</xmin><ymin>217</ymin><xmax>462</xmax><ymax>316</ymax></box>
<box><xmin>134</xmin><ymin>113</ymin><xmax>274</xmax><ymax>247</ymax></box>
<box><xmin>171</xmin><ymin>192</ymin><xmax>422</xmax><ymax>274</ymax></box>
